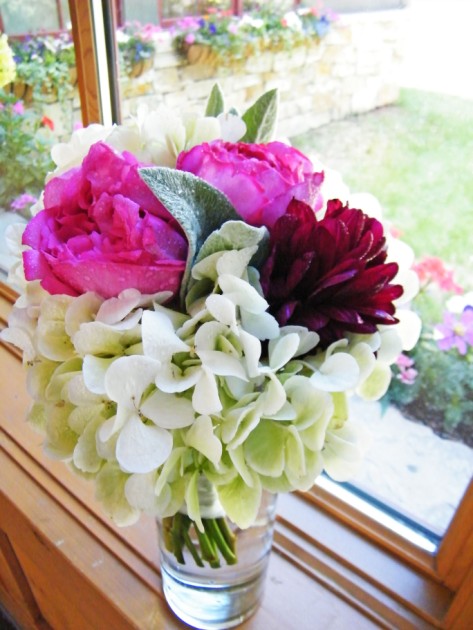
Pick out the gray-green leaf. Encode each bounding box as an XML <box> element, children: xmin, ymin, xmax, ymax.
<box><xmin>139</xmin><ymin>167</ymin><xmax>241</xmax><ymax>305</ymax></box>
<box><xmin>240</xmin><ymin>89</ymin><xmax>279</xmax><ymax>143</ymax></box>
<box><xmin>205</xmin><ymin>83</ymin><xmax>225</xmax><ymax>117</ymax></box>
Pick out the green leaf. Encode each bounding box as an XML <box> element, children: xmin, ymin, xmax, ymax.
<box><xmin>205</xmin><ymin>83</ymin><xmax>225</xmax><ymax>117</ymax></box>
<box><xmin>139</xmin><ymin>167</ymin><xmax>241</xmax><ymax>304</ymax></box>
<box><xmin>240</xmin><ymin>89</ymin><xmax>279</xmax><ymax>143</ymax></box>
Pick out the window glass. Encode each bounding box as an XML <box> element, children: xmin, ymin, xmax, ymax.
<box><xmin>243</xmin><ymin>0</ymin><xmax>294</xmax><ymax>11</ymax></box>
<box><xmin>0</xmin><ymin>0</ymin><xmax>62</xmax><ymax>34</ymax></box>
<box><xmin>162</xmin><ymin>1</ymin><xmax>232</xmax><ymax>19</ymax></box>
<box><xmin>0</xmin><ymin>6</ymin><xmax>80</xmax><ymax>282</ymax></box>
<box><xmin>291</xmin><ymin>0</ymin><xmax>473</xmax><ymax>542</ymax></box>
<box><xmin>123</xmin><ymin>0</ymin><xmax>159</xmax><ymax>24</ymax></box>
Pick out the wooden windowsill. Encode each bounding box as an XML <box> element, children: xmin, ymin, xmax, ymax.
<box><xmin>0</xmin><ymin>284</ymin><xmax>467</xmax><ymax>629</ymax></box>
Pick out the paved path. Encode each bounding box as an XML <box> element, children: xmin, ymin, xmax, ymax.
<box><xmin>350</xmin><ymin>399</ymin><xmax>473</xmax><ymax>536</ymax></box>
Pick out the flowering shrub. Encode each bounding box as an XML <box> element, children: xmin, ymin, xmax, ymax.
<box><xmin>0</xmin><ymin>92</ymin><xmax>54</xmax><ymax>214</ymax></box>
<box><xmin>9</xmin><ymin>33</ymin><xmax>75</xmax><ymax>102</ymax></box>
<box><xmin>0</xmin><ymin>33</ymin><xmax>16</xmax><ymax>88</ymax></box>
<box><xmin>384</xmin><ymin>256</ymin><xmax>473</xmax><ymax>445</ymax></box>
<box><xmin>117</xmin><ymin>22</ymin><xmax>157</xmax><ymax>76</ymax></box>
<box><xmin>172</xmin><ymin>6</ymin><xmax>335</xmax><ymax>64</ymax></box>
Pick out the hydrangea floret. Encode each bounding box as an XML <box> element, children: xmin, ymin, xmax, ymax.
<box><xmin>1</xmin><ymin>83</ymin><xmax>420</xmax><ymax>568</ymax></box>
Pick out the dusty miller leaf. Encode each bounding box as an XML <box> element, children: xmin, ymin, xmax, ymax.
<box><xmin>240</xmin><ymin>89</ymin><xmax>279</xmax><ymax>143</ymax></box>
<box><xmin>205</xmin><ymin>83</ymin><xmax>225</xmax><ymax>117</ymax></box>
<box><xmin>139</xmin><ymin>167</ymin><xmax>241</xmax><ymax>305</ymax></box>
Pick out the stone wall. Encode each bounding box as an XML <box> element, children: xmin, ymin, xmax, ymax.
<box><xmin>42</xmin><ymin>9</ymin><xmax>406</xmax><ymax>139</ymax></box>
<box><xmin>119</xmin><ymin>9</ymin><xmax>407</xmax><ymax>138</ymax></box>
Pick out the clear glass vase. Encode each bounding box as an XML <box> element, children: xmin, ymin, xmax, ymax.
<box><xmin>157</xmin><ymin>490</ymin><xmax>277</xmax><ymax>630</ymax></box>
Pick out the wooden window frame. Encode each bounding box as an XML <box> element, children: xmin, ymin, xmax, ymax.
<box><xmin>1</xmin><ymin>2</ymin><xmax>472</xmax><ymax>626</ymax></box>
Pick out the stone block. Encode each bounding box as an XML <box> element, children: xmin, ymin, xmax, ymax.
<box><xmin>153</xmin><ymin>51</ymin><xmax>184</xmax><ymax>70</ymax></box>
<box><xmin>152</xmin><ymin>67</ymin><xmax>181</xmax><ymax>93</ymax></box>
<box><xmin>180</xmin><ymin>63</ymin><xmax>219</xmax><ymax>82</ymax></box>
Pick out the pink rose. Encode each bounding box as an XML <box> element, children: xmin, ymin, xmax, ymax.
<box><xmin>22</xmin><ymin>142</ymin><xmax>187</xmax><ymax>299</ymax></box>
<box><xmin>176</xmin><ymin>140</ymin><xmax>323</xmax><ymax>228</ymax></box>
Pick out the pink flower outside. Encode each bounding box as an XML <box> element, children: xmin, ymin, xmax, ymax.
<box><xmin>413</xmin><ymin>256</ymin><xmax>463</xmax><ymax>294</ymax></box>
<box><xmin>435</xmin><ymin>308</ymin><xmax>473</xmax><ymax>356</ymax></box>
<box><xmin>12</xmin><ymin>101</ymin><xmax>25</xmax><ymax>115</ymax></box>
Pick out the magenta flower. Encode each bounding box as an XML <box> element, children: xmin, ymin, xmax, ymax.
<box><xmin>22</xmin><ymin>142</ymin><xmax>187</xmax><ymax>299</ymax></box>
<box><xmin>177</xmin><ymin>140</ymin><xmax>323</xmax><ymax>228</ymax></box>
<box><xmin>435</xmin><ymin>307</ymin><xmax>473</xmax><ymax>355</ymax></box>
<box><xmin>260</xmin><ymin>198</ymin><xmax>403</xmax><ymax>347</ymax></box>
<box><xmin>12</xmin><ymin>100</ymin><xmax>25</xmax><ymax>115</ymax></box>
<box><xmin>10</xmin><ymin>193</ymin><xmax>38</xmax><ymax>212</ymax></box>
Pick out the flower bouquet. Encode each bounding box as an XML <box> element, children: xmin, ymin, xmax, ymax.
<box><xmin>1</xmin><ymin>84</ymin><xmax>420</xmax><ymax>628</ymax></box>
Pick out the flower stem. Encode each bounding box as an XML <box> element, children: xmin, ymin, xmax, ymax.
<box><xmin>203</xmin><ymin>518</ymin><xmax>237</xmax><ymax>565</ymax></box>
<box><xmin>162</xmin><ymin>514</ymin><xmax>238</xmax><ymax>568</ymax></box>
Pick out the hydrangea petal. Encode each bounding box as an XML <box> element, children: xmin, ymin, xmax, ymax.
<box><xmin>269</xmin><ymin>333</ymin><xmax>300</xmax><ymax>371</ymax></box>
<box><xmin>217</xmin><ymin>472</ymin><xmax>262</xmax><ymax>529</ymax></box>
<box><xmin>185</xmin><ymin>415</ymin><xmax>222</xmax><ymax>465</ymax></box>
<box><xmin>83</xmin><ymin>356</ymin><xmax>116</xmax><ymax>394</ymax></box>
<box><xmin>356</xmin><ymin>361</ymin><xmax>392</xmax><ymax>400</ymax></box>
<box><xmin>310</xmin><ymin>353</ymin><xmax>360</xmax><ymax>392</ymax></box>
<box><xmin>95</xmin><ymin>462</ymin><xmax>140</xmax><ymax>526</ymax></box>
<box><xmin>244</xmin><ymin>420</ymin><xmax>286</xmax><ymax>477</ymax></box>
<box><xmin>116</xmin><ymin>415</ymin><xmax>172</xmax><ymax>473</ymax></box>
<box><xmin>142</xmin><ymin>310</ymin><xmax>189</xmax><ymax>362</ymax></box>
<box><xmin>192</xmin><ymin>367</ymin><xmax>222</xmax><ymax>415</ymax></box>
<box><xmin>140</xmin><ymin>389</ymin><xmax>195</xmax><ymax>429</ymax></box>
<box><xmin>73</xmin><ymin>416</ymin><xmax>104</xmax><ymax>473</ymax></box>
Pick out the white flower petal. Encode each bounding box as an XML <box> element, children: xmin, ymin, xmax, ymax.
<box><xmin>192</xmin><ymin>367</ymin><xmax>222</xmax><ymax>415</ymax></box>
<box><xmin>142</xmin><ymin>310</ymin><xmax>189</xmax><ymax>362</ymax></box>
<box><xmin>140</xmin><ymin>389</ymin><xmax>195</xmax><ymax>429</ymax></box>
<box><xmin>241</xmin><ymin>309</ymin><xmax>280</xmax><ymax>340</ymax></box>
<box><xmin>198</xmin><ymin>350</ymin><xmax>248</xmax><ymax>380</ymax></box>
<box><xmin>116</xmin><ymin>415</ymin><xmax>172</xmax><ymax>473</ymax></box>
<box><xmin>394</xmin><ymin>310</ymin><xmax>422</xmax><ymax>351</ymax></box>
<box><xmin>217</xmin><ymin>113</ymin><xmax>246</xmax><ymax>142</ymax></box>
<box><xmin>155</xmin><ymin>363</ymin><xmax>200</xmax><ymax>393</ymax></box>
<box><xmin>218</xmin><ymin>274</ymin><xmax>269</xmax><ymax>313</ymax></box>
<box><xmin>239</xmin><ymin>329</ymin><xmax>262</xmax><ymax>378</ymax></box>
<box><xmin>194</xmin><ymin>321</ymin><xmax>227</xmax><ymax>352</ymax></box>
<box><xmin>350</xmin><ymin>342</ymin><xmax>376</xmax><ymax>384</ymax></box>
<box><xmin>269</xmin><ymin>333</ymin><xmax>300</xmax><ymax>371</ymax></box>
<box><xmin>83</xmin><ymin>355</ymin><xmax>116</xmax><ymax>394</ymax></box>
<box><xmin>356</xmin><ymin>361</ymin><xmax>392</xmax><ymax>400</ymax></box>
<box><xmin>185</xmin><ymin>415</ymin><xmax>222</xmax><ymax>465</ymax></box>
<box><xmin>377</xmin><ymin>328</ymin><xmax>403</xmax><ymax>365</ymax></box>
<box><xmin>104</xmin><ymin>355</ymin><xmax>159</xmax><ymax>407</ymax></box>
<box><xmin>310</xmin><ymin>353</ymin><xmax>360</xmax><ymax>392</ymax></box>
<box><xmin>261</xmin><ymin>374</ymin><xmax>287</xmax><ymax>416</ymax></box>
<box><xmin>65</xmin><ymin>292</ymin><xmax>103</xmax><ymax>338</ymax></box>
<box><xmin>205</xmin><ymin>294</ymin><xmax>237</xmax><ymax>326</ymax></box>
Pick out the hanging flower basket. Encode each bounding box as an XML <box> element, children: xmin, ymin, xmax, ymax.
<box><xmin>128</xmin><ymin>56</ymin><xmax>154</xmax><ymax>78</ymax></box>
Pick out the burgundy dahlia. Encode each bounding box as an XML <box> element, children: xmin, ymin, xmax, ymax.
<box><xmin>260</xmin><ymin>199</ymin><xmax>404</xmax><ymax>348</ymax></box>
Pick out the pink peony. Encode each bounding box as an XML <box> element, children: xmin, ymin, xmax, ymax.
<box><xmin>177</xmin><ymin>140</ymin><xmax>323</xmax><ymax>228</ymax></box>
<box><xmin>22</xmin><ymin>142</ymin><xmax>187</xmax><ymax>299</ymax></box>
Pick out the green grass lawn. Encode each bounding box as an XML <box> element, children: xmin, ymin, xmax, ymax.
<box><xmin>291</xmin><ymin>89</ymin><xmax>473</xmax><ymax>289</ymax></box>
